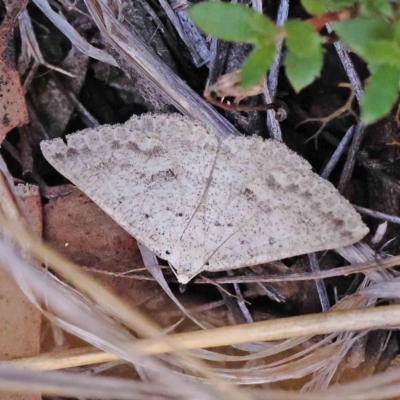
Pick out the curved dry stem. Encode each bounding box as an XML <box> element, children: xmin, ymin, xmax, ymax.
<box><xmin>296</xmin><ymin>83</ymin><xmax>357</xmax><ymax>147</ymax></box>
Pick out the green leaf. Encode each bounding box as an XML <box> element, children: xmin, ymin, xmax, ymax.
<box><xmin>334</xmin><ymin>17</ymin><xmax>395</xmax><ymax>57</ymax></box>
<box><xmin>301</xmin><ymin>0</ymin><xmax>328</xmax><ymax>15</ymax></box>
<box><xmin>188</xmin><ymin>2</ymin><xmax>278</xmax><ymax>45</ymax></box>
<box><xmin>285</xmin><ymin>47</ymin><xmax>324</xmax><ymax>92</ymax></box>
<box><xmin>241</xmin><ymin>44</ymin><xmax>276</xmax><ymax>89</ymax></box>
<box><xmin>301</xmin><ymin>0</ymin><xmax>357</xmax><ymax>15</ymax></box>
<box><xmin>361</xmin><ymin>64</ymin><xmax>400</xmax><ymax>124</ymax></box>
<box><xmin>285</xmin><ymin>20</ymin><xmax>321</xmax><ymax>57</ymax></box>
<box><xmin>360</xmin><ymin>0</ymin><xmax>392</xmax><ymax>17</ymax></box>
<box><xmin>364</xmin><ymin>40</ymin><xmax>400</xmax><ymax>66</ymax></box>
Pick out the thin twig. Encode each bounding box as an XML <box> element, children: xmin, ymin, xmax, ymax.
<box><xmin>325</xmin><ymin>23</ymin><xmax>365</xmax><ymax>193</ymax></box>
<box><xmin>263</xmin><ymin>78</ymin><xmax>283</xmax><ymax>142</ymax></box>
<box><xmin>173</xmin><ymin>0</ymin><xmax>210</xmax><ymax>66</ymax></box>
<box><xmin>299</xmin><ymin>83</ymin><xmax>357</xmax><ymax>144</ymax></box>
<box><xmin>51</xmin><ymin>74</ymin><xmax>100</xmax><ymax>128</ymax></box>
<box><xmin>268</xmin><ymin>0</ymin><xmax>289</xmax><ymax>99</ymax></box>
<box><xmin>242</xmin><ymin>268</ymin><xmax>285</xmax><ymax>303</ymax></box>
<box><xmin>308</xmin><ymin>253</ymin><xmax>330</xmax><ymax>312</ymax></box>
<box><xmin>325</xmin><ymin>24</ymin><xmax>363</xmax><ymax>102</ymax></box>
<box><xmin>321</xmin><ymin>125</ymin><xmax>354</xmax><ymax>179</ymax></box>
<box><xmin>248</xmin><ymin>0</ymin><xmax>284</xmax><ymax>141</ymax></box>
<box><xmin>81</xmin><ymin>254</ymin><xmax>400</xmax><ymax>285</ymax></box>
<box><xmin>1</xmin><ymin>139</ymin><xmax>47</xmax><ymax>189</ymax></box>
<box><xmin>354</xmin><ymin>206</ymin><xmax>400</xmax><ymax>225</ymax></box>
<box><xmin>158</xmin><ymin>0</ymin><xmax>206</xmax><ymax>66</ymax></box>
<box><xmin>18</xmin><ymin>126</ymin><xmax>34</xmax><ymax>179</ymax></box>
<box><xmin>136</xmin><ymin>0</ymin><xmax>183</xmax><ymax>63</ymax></box>
<box><xmin>191</xmin><ymin>255</ymin><xmax>400</xmax><ymax>284</ymax></box>
<box><xmin>338</xmin><ymin>123</ymin><xmax>366</xmax><ymax>193</ymax></box>
<box><xmin>227</xmin><ymin>270</ymin><xmax>253</xmax><ymax>323</ymax></box>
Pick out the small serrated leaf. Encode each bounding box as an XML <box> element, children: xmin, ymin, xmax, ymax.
<box><xmin>364</xmin><ymin>40</ymin><xmax>400</xmax><ymax>66</ymax></box>
<box><xmin>334</xmin><ymin>17</ymin><xmax>395</xmax><ymax>58</ymax></box>
<box><xmin>360</xmin><ymin>0</ymin><xmax>392</xmax><ymax>17</ymax></box>
<box><xmin>285</xmin><ymin>20</ymin><xmax>321</xmax><ymax>57</ymax></box>
<box><xmin>301</xmin><ymin>0</ymin><xmax>328</xmax><ymax>15</ymax></box>
<box><xmin>188</xmin><ymin>2</ymin><xmax>278</xmax><ymax>45</ymax></box>
<box><xmin>302</xmin><ymin>0</ymin><xmax>357</xmax><ymax>15</ymax></box>
<box><xmin>285</xmin><ymin>47</ymin><xmax>323</xmax><ymax>92</ymax></box>
<box><xmin>361</xmin><ymin>64</ymin><xmax>400</xmax><ymax>124</ymax></box>
<box><xmin>241</xmin><ymin>44</ymin><xmax>276</xmax><ymax>90</ymax></box>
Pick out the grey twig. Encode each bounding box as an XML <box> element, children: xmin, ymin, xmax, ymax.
<box><xmin>308</xmin><ymin>253</ymin><xmax>330</xmax><ymax>312</ymax></box>
<box><xmin>243</xmin><ymin>269</ymin><xmax>285</xmax><ymax>303</ymax></box>
<box><xmin>175</xmin><ymin>6</ymin><xmax>210</xmax><ymax>66</ymax></box>
<box><xmin>1</xmin><ymin>139</ymin><xmax>47</xmax><ymax>189</ymax></box>
<box><xmin>51</xmin><ymin>74</ymin><xmax>100</xmax><ymax>128</ymax></box>
<box><xmin>326</xmin><ymin>23</ymin><xmax>363</xmax><ymax>103</ymax></box>
<box><xmin>159</xmin><ymin>0</ymin><xmax>208</xmax><ymax>67</ymax></box>
<box><xmin>263</xmin><ymin>78</ymin><xmax>283</xmax><ymax>142</ymax></box>
<box><xmin>136</xmin><ymin>0</ymin><xmax>182</xmax><ymax>63</ymax></box>
<box><xmin>353</xmin><ymin>205</ymin><xmax>400</xmax><ymax>225</ymax></box>
<box><xmin>206</xmin><ymin>38</ymin><xmax>229</xmax><ymax>87</ymax></box>
<box><xmin>326</xmin><ymin>23</ymin><xmax>365</xmax><ymax>193</ymax></box>
<box><xmin>227</xmin><ymin>271</ymin><xmax>253</xmax><ymax>323</ymax></box>
<box><xmin>268</xmin><ymin>0</ymin><xmax>289</xmax><ymax>99</ymax></box>
<box><xmin>259</xmin><ymin>0</ymin><xmax>287</xmax><ymax>142</ymax></box>
<box><xmin>19</xmin><ymin>126</ymin><xmax>34</xmax><ymax>179</ymax></box>
<box><xmin>321</xmin><ymin>125</ymin><xmax>354</xmax><ymax>179</ymax></box>
<box><xmin>338</xmin><ymin>123</ymin><xmax>365</xmax><ymax>193</ymax></box>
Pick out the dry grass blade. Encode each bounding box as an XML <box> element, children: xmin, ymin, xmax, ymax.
<box><xmin>3</xmin><ymin>363</ymin><xmax>400</xmax><ymax>400</ymax></box>
<box><xmin>32</xmin><ymin>0</ymin><xmax>118</xmax><ymax>66</ymax></box>
<box><xmin>9</xmin><ymin>304</ymin><xmax>400</xmax><ymax>371</ymax></box>
<box><xmin>0</xmin><ymin>157</ymin><xmax>244</xmax><ymax>400</ymax></box>
<box><xmin>0</xmin><ymin>365</ymin><xmax>216</xmax><ymax>400</ymax></box>
<box><xmin>18</xmin><ymin>10</ymin><xmax>75</xmax><ymax>77</ymax></box>
<box><xmin>81</xmin><ymin>0</ymin><xmax>240</xmax><ymax>136</ymax></box>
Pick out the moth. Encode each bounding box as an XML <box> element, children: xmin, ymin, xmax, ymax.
<box><xmin>41</xmin><ymin>114</ymin><xmax>368</xmax><ymax>283</ymax></box>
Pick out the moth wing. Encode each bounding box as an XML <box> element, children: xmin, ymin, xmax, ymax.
<box><xmin>176</xmin><ymin>136</ymin><xmax>368</xmax><ymax>280</ymax></box>
<box><xmin>41</xmin><ymin>114</ymin><xmax>218</xmax><ymax>260</ymax></box>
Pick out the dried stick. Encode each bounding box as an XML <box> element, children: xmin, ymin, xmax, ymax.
<box><xmin>227</xmin><ymin>270</ymin><xmax>253</xmax><ymax>323</ymax></box>
<box><xmin>338</xmin><ymin>123</ymin><xmax>366</xmax><ymax>193</ymax></box>
<box><xmin>321</xmin><ymin>125</ymin><xmax>354</xmax><ymax>179</ymax></box>
<box><xmin>253</xmin><ymin>0</ymin><xmax>285</xmax><ymax>142</ymax></box>
<box><xmin>158</xmin><ymin>0</ymin><xmax>207</xmax><ymax>66</ymax></box>
<box><xmin>268</xmin><ymin>0</ymin><xmax>289</xmax><ymax>99</ymax></box>
<box><xmin>9</xmin><ymin>304</ymin><xmax>400</xmax><ymax>371</ymax></box>
<box><xmin>354</xmin><ymin>206</ymin><xmax>400</xmax><ymax>225</ymax></box>
<box><xmin>192</xmin><ymin>255</ymin><xmax>400</xmax><ymax>284</ymax></box>
<box><xmin>326</xmin><ymin>25</ymin><xmax>363</xmax><ymax>102</ymax></box>
<box><xmin>81</xmin><ymin>254</ymin><xmax>400</xmax><ymax>284</ymax></box>
<box><xmin>51</xmin><ymin>73</ymin><xmax>99</xmax><ymax>128</ymax></box>
<box><xmin>325</xmin><ymin>23</ymin><xmax>365</xmax><ymax>193</ymax></box>
<box><xmin>173</xmin><ymin>0</ymin><xmax>210</xmax><ymax>66</ymax></box>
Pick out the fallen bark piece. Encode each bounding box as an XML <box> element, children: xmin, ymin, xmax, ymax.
<box><xmin>43</xmin><ymin>185</ymin><xmax>167</xmax><ymax>309</ymax></box>
<box><xmin>0</xmin><ymin>184</ymin><xmax>41</xmax><ymax>400</ymax></box>
<box><xmin>0</xmin><ymin>0</ymin><xmax>29</xmax><ymax>141</ymax></box>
